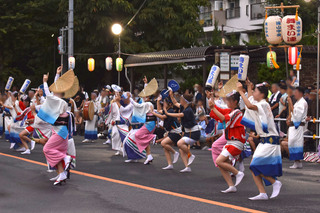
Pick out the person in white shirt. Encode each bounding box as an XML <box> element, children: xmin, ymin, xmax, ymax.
<box><xmin>281</xmin><ymin>87</ymin><xmax>308</xmax><ymax>169</ymax></box>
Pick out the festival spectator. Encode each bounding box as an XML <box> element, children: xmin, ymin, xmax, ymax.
<box><xmin>75</xmin><ymin>111</ymin><xmax>84</xmax><ymax>136</ymax></box>
<box><xmin>269</xmin><ymin>83</ymin><xmax>282</xmax><ymax>117</ymax></box>
<box><xmin>193</xmin><ymin>84</ymin><xmax>203</xmax><ymax>103</ymax></box>
<box><xmin>290</xmin><ymin>69</ymin><xmax>299</xmax><ymax>87</ymax></box>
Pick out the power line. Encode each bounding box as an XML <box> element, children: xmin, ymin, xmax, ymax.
<box><xmin>124</xmin><ymin>0</ymin><xmax>148</xmax><ymax>29</ymax></box>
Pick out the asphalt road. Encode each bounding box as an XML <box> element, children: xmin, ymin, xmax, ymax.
<box><xmin>0</xmin><ymin>136</ymin><xmax>319</xmax><ymax>213</ymax></box>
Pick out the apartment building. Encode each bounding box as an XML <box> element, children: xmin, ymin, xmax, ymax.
<box><xmin>199</xmin><ymin>0</ymin><xmax>265</xmax><ymax>44</ymax></box>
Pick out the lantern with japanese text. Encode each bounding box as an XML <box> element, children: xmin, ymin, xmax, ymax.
<box><xmin>206</xmin><ymin>65</ymin><xmax>220</xmax><ymax>88</ymax></box>
<box><xmin>265</xmin><ymin>16</ymin><xmax>283</xmax><ymax>45</ymax></box>
<box><xmin>288</xmin><ymin>47</ymin><xmax>298</xmax><ymax>65</ymax></box>
<box><xmin>116</xmin><ymin>57</ymin><xmax>123</xmax><ymax>72</ymax></box>
<box><xmin>88</xmin><ymin>58</ymin><xmax>95</xmax><ymax>72</ymax></box>
<box><xmin>20</xmin><ymin>79</ymin><xmax>31</xmax><ymax>94</ymax></box>
<box><xmin>5</xmin><ymin>77</ymin><xmax>14</xmax><ymax>91</ymax></box>
<box><xmin>282</xmin><ymin>15</ymin><xmax>302</xmax><ymax>45</ymax></box>
<box><xmin>68</xmin><ymin>56</ymin><xmax>75</xmax><ymax>70</ymax></box>
<box><xmin>105</xmin><ymin>57</ymin><xmax>112</xmax><ymax>71</ymax></box>
<box><xmin>267</xmin><ymin>51</ymin><xmax>279</xmax><ymax>69</ymax></box>
<box><xmin>238</xmin><ymin>55</ymin><xmax>249</xmax><ymax>81</ymax></box>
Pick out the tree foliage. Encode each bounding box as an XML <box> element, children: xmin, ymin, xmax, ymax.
<box><xmin>0</xmin><ymin>0</ymin><xmax>208</xmax><ymax>91</ymax></box>
<box><xmin>258</xmin><ymin>62</ymin><xmax>287</xmax><ymax>84</ymax></box>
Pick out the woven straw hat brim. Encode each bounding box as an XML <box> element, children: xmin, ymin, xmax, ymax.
<box><xmin>218</xmin><ymin>75</ymin><xmax>239</xmax><ymax>97</ymax></box>
<box><xmin>139</xmin><ymin>78</ymin><xmax>158</xmax><ymax>97</ymax></box>
<box><xmin>49</xmin><ymin>69</ymin><xmax>75</xmax><ymax>93</ymax></box>
<box><xmin>64</xmin><ymin>76</ymin><xmax>79</xmax><ymax>99</ymax></box>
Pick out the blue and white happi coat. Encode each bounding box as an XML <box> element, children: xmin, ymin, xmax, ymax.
<box><xmin>242</xmin><ymin>96</ymin><xmax>282</xmax><ymax>185</ymax></box>
<box><xmin>123</xmin><ymin>99</ymin><xmax>153</xmax><ymax>160</ymax></box>
<box><xmin>37</xmin><ymin>95</ymin><xmax>69</xmax><ymax>139</ymax></box>
<box><xmin>288</xmin><ymin>97</ymin><xmax>308</xmax><ymax>161</ymax></box>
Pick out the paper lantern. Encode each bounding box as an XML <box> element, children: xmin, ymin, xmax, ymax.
<box><xmin>20</xmin><ymin>79</ymin><xmax>31</xmax><ymax>94</ymax></box>
<box><xmin>265</xmin><ymin>16</ymin><xmax>283</xmax><ymax>45</ymax></box>
<box><xmin>5</xmin><ymin>76</ymin><xmax>14</xmax><ymax>91</ymax></box>
<box><xmin>282</xmin><ymin>15</ymin><xmax>302</xmax><ymax>44</ymax></box>
<box><xmin>288</xmin><ymin>47</ymin><xmax>298</xmax><ymax>65</ymax></box>
<box><xmin>267</xmin><ymin>51</ymin><xmax>279</xmax><ymax>69</ymax></box>
<box><xmin>88</xmin><ymin>58</ymin><xmax>95</xmax><ymax>72</ymax></box>
<box><xmin>206</xmin><ymin>65</ymin><xmax>220</xmax><ymax>88</ymax></box>
<box><xmin>238</xmin><ymin>55</ymin><xmax>249</xmax><ymax>81</ymax></box>
<box><xmin>105</xmin><ymin>57</ymin><xmax>112</xmax><ymax>71</ymax></box>
<box><xmin>116</xmin><ymin>57</ymin><xmax>123</xmax><ymax>72</ymax></box>
<box><xmin>68</xmin><ymin>56</ymin><xmax>75</xmax><ymax>70</ymax></box>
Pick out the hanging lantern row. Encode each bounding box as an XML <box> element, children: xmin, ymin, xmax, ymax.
<box><xmin>265</xmin><ymin>14</ymin><xmax>302</xmax><ymax>45</ymax></box>
<box><xmin>68</xmin><ymin>56</ymin><xmax>123</xmax><ymax>72</ymax></box>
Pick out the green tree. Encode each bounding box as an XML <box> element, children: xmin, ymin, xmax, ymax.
<box><xmin>257</xmin><ymin>62</ymin><xmax>287</xmax><ymax>84</ymax></box>
<box><xmin>0</xmin><ymin>0</ymin><xmax>209</xmax><ymax>91</ymax></box>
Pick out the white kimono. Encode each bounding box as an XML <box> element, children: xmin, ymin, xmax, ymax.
<box><xmin>105</xmin><ymin>102</ymin><xmax>121</xmax><ymax>151</ymax></box>
<box><xmin>288</xmin><ymin>97</ymin><xmax>308</xmax><ymax>161</ymax></box>
<box><xmin>243</xmin><ymin>96</ymin><xmax>282</xmax><ymax>185</ymax></box>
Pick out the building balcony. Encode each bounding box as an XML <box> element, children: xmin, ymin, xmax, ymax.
<box><xmin>226</xmin><ymin>7</ymin><xmax>240</xmax><ymax>19</ymax></box>
<box><xmin>199</xmin><ymin>10</ymin><xmax>226</xmax><ymax>28</ymax></box>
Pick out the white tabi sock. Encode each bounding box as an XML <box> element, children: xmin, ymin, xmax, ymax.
<box><xmin>270</xmin><ymin>180</ymin><xmax>282</xmax><ymax>199</ymax></box>
<box><xmin>249</xmin><ymin>193</ymin><xmax>268</xmax><ymax>200</ymax></box>
<box><xmin>221</xmin><ymin>186</ymin><xmax>237</xmax><ymax>193</ymax></box>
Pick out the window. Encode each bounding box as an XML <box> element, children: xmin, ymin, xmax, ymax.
<box><xmin>214</xmin><ymin>1</ymin><xmax>223</xmax><ymax>11</ymax></box>
<box><xmin>250</xmin><ymin>2</ymin><xmax>264</xmax><ymax>20</ymax></box>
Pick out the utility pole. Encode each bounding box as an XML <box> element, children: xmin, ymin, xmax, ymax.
<box><xmin>68</xmin><ymin>0</ymin><xmax>74</xmax><ymax>59</ymax></box>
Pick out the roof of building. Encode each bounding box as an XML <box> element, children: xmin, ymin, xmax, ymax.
<box><xmin>124</xmin><ymin>45</ymin><xmax>317</xmax><ymax>68</ymax></box>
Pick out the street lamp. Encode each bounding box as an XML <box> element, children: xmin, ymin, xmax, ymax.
<box><xmin>111</xmin><ymin>23</ymin><xmax>123</xmax><ymax>85</ymax></box>
<box><xmin>111</xmin><ymin>23</ymin><xmax>122</xmax><ymax>35</ymax></box>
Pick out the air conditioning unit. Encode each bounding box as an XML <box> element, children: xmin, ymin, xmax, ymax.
<box><xmin>214</xmin><ymin>1</ymin><xmax>223</xmax><ymax>11</ymax></box>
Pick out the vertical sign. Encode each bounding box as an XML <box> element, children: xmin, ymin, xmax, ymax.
<box><xmin>220</xmin><ymin>52</ymin><xmax>230</xmax><ymax>80</ymax></box>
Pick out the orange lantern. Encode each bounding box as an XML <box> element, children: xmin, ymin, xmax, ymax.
<box><xmin>88</xmin><ymin>58</ymin><xmax>95</xmax><ymax>72</ymax></box>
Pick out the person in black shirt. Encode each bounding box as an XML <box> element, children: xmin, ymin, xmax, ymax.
<box><xmin>152</xmin><ymin>96</ymin><xmax>182</xmax><ymax>170</ymax></box>
<box><xmin>269</xmin><ymin>83</ymin><xmax>282</xmax><ymax>117</ymax></box>
<box><xmin>73</xmin><ymin>88</ymin><xmax>86</xmax><ymax>110</ymax></box>
<box><xmin>164</xmin><ymin>91</ymin><xmax>200</xmax><ymax>173</ymax></box>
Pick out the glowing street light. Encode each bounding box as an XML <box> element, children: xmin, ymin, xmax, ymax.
<box><xmin>112</xmin><ymin>23</ymin><xmax>123</xmax><ymax>85</ymax></box>
<box><xmin>111</xmin><ymin>23</ymin><xmax>122</xmax><ymax>35</ymax></box>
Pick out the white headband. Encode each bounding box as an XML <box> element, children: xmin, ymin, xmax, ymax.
<box><xmin>226</xmin><ymin>90</ymin><xmax>237</xmax><ymax>97</ymax></box>
<box><xmin>181</xmin><ymin>95</ymin><xmax>191</xmax><ymax>104</ymax></box>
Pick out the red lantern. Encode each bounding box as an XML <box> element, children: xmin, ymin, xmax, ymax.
<box><xmin>288</xmin><ymin>47</ymin><xmax>298</xmax><ymax>65</ymax></box>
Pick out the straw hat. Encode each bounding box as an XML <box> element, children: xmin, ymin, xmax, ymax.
<box><xmin>139</xmin><ymin>78</ymin><xmax>158</xmax><ymax>97</ymax></box>
<box><xmin>49</xmin><ymin>69</ymin><xmax>75</xmax><ymax>93</ymax></box>
<box><xmin>64</xmin><ymin>76</ymin><xmax>79</xmax><ymax>99</ymax></box>
<box><xmin>218</xmin><ymin>75</ymin><xmax>239</xmax><ymax>97</ymax></box>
